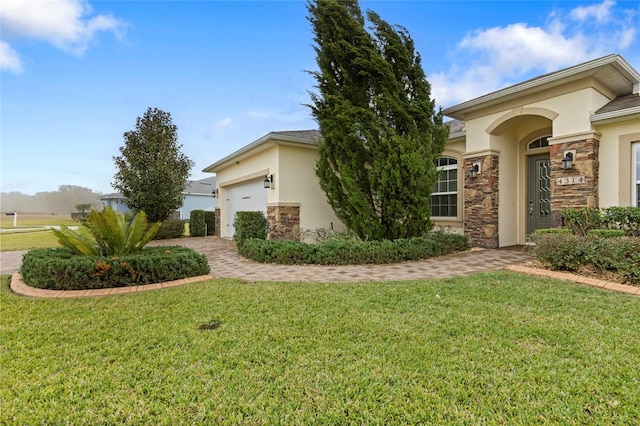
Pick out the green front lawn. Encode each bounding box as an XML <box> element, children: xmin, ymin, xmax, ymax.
<box><xmin>0</xmin><ymin>229</ymin><xmax>62</xmax><ymax>251</ymax></box>
<box><xmin>2</xmin><ymin>272</ymin><xmax>639</xmax><ymax>424</ymax></box>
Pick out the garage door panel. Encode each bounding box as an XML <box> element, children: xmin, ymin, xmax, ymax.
<box><xmin>226</xmin><ymin>180</ymin><xmax>267</xmax><ymax>237</ymax></box>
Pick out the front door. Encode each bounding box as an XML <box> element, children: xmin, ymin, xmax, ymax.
<box><xmin>527</xmin><ymin>154</ymin><xmax>551</xmax><ymax>235</ymax></box>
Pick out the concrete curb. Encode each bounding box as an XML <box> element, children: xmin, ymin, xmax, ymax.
<box><xmin>506</xmin><ymin>265</ymin><xmax>640</xmax><ymax>296</ymax></box>
<box><xmin>9</xmin><ymin>273</ymin><xmax>215</xmax><ymax>298</ymax></box>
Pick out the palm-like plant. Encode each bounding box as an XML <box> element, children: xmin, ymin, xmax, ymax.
<box><xmin>53</xmin><ymin>206</ymin><xmax>161</xmax><ymax>256</ymax></box>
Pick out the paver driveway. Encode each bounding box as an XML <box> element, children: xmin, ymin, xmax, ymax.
<box><xmin>1</xmin><ymin>237</ymin><xmax>532</xmax><ymax>282</ymax></box>
<box><xmin>152</xmin><ymin>237</ymin><xmax>532</xmax><ymax>282</ymax></box>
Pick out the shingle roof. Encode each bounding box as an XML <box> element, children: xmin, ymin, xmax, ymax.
<box><xmin>270</xmin><ymin>130</ymin><xmax>322</xmax><ymax>142</ymax></box>
<box><xmin>184</xmin><ymin>176</ymin><xmax>217</xmax><ymax>195</ymax></box>
<box><xmin>594</xmin><ymin>93</ymin><xmax>640</xmax><ymax>114</ymax></box>
<box><xmin>446</xmin><ymin>119</ymin><xmax>465</xmax><ymax>134</ymax></box>
<box><xmin>101</xmin><ymin>177</ymin><xmax>217</xmax><ymax>200</ymax></box>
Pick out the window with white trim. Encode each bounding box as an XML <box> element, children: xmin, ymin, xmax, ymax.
<box><xmin>633</xmin><ymin>142</ymin><xmax>640</xmax><ymax>207</ymax></box>
<box><xmin>431</xmin><ymin>157</ymin><xmax>457</xmax><ymax>217</ymax></box>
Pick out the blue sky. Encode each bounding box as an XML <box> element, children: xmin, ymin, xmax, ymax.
<box><xmin>1</xmin><ymin>0</ymin><xmax>639</xmax><ymax>195</ymax></box>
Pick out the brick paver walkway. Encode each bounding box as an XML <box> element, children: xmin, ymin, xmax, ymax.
<box><xmin>3</xmin><ymin>237</ymin><xmax>638</xmax><ymax>297</ymax></box>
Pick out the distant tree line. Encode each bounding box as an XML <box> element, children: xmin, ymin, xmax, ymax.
<box><xmin>0</xmin><ymin>185</ymin><xmax>102</xmax><ymax>214</ymax></box>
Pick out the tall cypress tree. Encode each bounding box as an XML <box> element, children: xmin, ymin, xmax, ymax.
<box><xmin>307</xmin><ymin>0</ymin><xmax>448</xmax><ymax>240</ymax></box>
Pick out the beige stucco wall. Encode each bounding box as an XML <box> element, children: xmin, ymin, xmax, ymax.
<box><xmin>597</xmin><ymin>120</ymin><xmax>640</xmax><ymax>207</ymax></box>
<box><xmin>457</xmin><ymin>83</ymin><xmax>617</xmax><ymax>246</ymax></box>
<box><xmin>214</xmin><ymin>145</ymin><xmax>278</xmax><ymax>238</ymax></box>
<box><xmin>213</xmin><ymin>142</ymin><xmax>346</xmax><ymax>239</ymax></box>
<box><xmin>278</xmin><ymin>144</ymin><xmax>345</xmax><ymax>235</ymax></box>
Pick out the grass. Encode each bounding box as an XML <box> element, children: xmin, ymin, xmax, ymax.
<box><xmin>0</xmin><ymin>213</ymin><xmax>77</xmax><ymax>229</ymax></box>
<box><xmin>0</xmin><ymin>214</ymin><xmax>74</xmax><ymax>251</ymax></box>
<box><xmin>2</xmin><ymin>271</ymin><xmax>639</xmax><ymax>424</ymax></box>
<box><xmin>0</xmin><ymin>230</ymin><xmax>62</xmax><ymax>251</ymax></box>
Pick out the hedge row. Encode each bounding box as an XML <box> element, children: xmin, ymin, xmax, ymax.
<box><xmin>154</xmin><ymin>219</ymin><xmax>186</xmax><ymax>240</ymax></box>
<box><xmin>237</xmin><ymin>232</ymin><xmax>471</xmax><ymax>265</ymax></box>
<box><xmin>189</xmin><ymin>210</ymin><xmax>216</xmax><ymax>237</ymax></box>
<box><xmin>532</xmin><ymin>233</ymin><xmax>640</xmax><ymax>284</ymax></box>
<box><xmin>20</xmin><ymin>246</ymin><xmax>210</xmax><ymax>290</ymax></box>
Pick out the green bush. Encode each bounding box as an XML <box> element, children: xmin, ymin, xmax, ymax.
<box><xmin>587</xmin><ymin>229</ymin><xmax>627</xmax><ymax>238</ymax></box>
<box><xmin>189</xmin><ymin>210</ymin><xmax>206</xmax><ymax>237</ymax></box>
<box><xmin>20</xmin><ymin>246</ymin><xmax>210</xmax><ymax>290</ymax></box>
<box><xmin>154</xmin><ymin>219</ymin><xmax>186</xmax><ymax>240</ymax></box>
<box><xmin>563</xmin><ymin>207</ymin><xmax>602</xmax><ymax>236</ymax></box>
<box><xmin>532</xmin><ymin>228</ymin><xmax>572</xmax><ymax>235</ymax></box>
<box><xmin>233</xmin><ymin>211</ymin><xmax>267</xmax><ymax>248</ymax></box>
<box><xmin>601</xmin><ymin>206</ymin><xmax>640</xmax><ymax>236</ymax></box>
<box><xmin>238</xmin><ymin>232</ymin><xmax>471</xmax><ymax>265</ymax></box>
<box><xmin>204</xmin><ymin>211</ymin><xmax>216</xmax><ymax>236</ymax></box>
<box><xmin>532</xmin><ymin>233</ymin><xmax>640</xmax><ymax>284</ymax></box>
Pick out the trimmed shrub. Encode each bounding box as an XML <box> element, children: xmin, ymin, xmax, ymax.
<box><xmin>154</xmin><ymin>219</ymin><xmax>186</xmax><ymax>240</ymax></box>
<box><xmin>204</xmin><ymin>211</ymin><xmax>216</xmax><ymax>236</ymax></box>
<box><xmin>532</xmin><ymin>232</ymin><xmax>640</xmax><ymax>284</ymax></box>
<box><xmin>234</xmin><ymin>211</ymin><xmax>267</xmax><ymax>248</ymax></box>
<box><xmin>563</xmin><ymin>207</ymin><xmax>601</xmax><ymax>236</ymax></box>
<box><xmin>601</xmin><ymin>206</ymin><xmax>640</xmax><ymax>236</ymax></box>
<box><xmin>531</xmin><ymin>233</ymin><xmax>586</xmax><ymax>271</ymax></box>
<box><xmin>190</xmin><ymin>210</ymin><xmax>206</xmax><ymax>237</ymax></box>
<box><xmin>20</xmin><ymin>246</ymin><xmax>210</xmax><ymax>290</ymax></box>
<box><xmin>237</xmin><ymin>232</ymin><xmax>471</xmax><ymax>265</ymax></box>
<box><xmin>587</xmin><ymin>229</ymin><xmax>626</xmax><ymax>238</ymax></box>
<box><xmin>532</xmin><ymin>228</ymin><xmax>572</xmax><ymax>235</ymax></box>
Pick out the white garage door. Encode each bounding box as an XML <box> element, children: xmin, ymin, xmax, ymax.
<box><xmin>226</xmin><ymin>179</ymin><xmax>267</xmax><ymax>237</ymax></box>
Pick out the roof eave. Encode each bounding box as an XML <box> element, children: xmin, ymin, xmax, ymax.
<box><xmin>202</xmin><ymin>133</ymin><xmax>320</xmax><ymax>173</ymax></box>
<box><xmin>590</xmin><ymin>106</ymin><xmax>640</xmax><ymax>125</ymax></box>
<box><xmin>443</xmin><ymin>54</ymin><xmax>639</xmax><ymax>120</ymax></box>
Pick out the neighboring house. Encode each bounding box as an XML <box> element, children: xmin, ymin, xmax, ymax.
<box><xmin>100</xmin><ymin>176</ymin><xmax>217</xmax><ymax>220</ymax></box>
<box><xmin>203</xmin><ymin>54</ymin><xmax>640</xmax><ymax>247</ymax></box>
<box><xmin>100</xmin><ymin>192</ymin><xmax>130</xmax><ymax>214</ymax></box>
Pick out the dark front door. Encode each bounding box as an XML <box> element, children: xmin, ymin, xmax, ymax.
<box><xmin>527</xmin><ymin>154</ymin><xmax>551</xmax><ymax>235</ymax></box>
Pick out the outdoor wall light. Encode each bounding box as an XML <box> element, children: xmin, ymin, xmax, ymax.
<box><xmin>561</xmin><ymin>151</ymin><xmax>574</xmax><ymax>170</ymax></box>
<box><xmin>211</xmin><ymin>188</ymin><xmax>218</xmax><ymax>198</ymax></box>
<box><xmin>469</xmin><ymin>163</ymin><xmax>480</xmax><ymax>179</ymax></box>
<box><xmin>264</xmin><ymin>174</ymin><xmax>274</xmax><ymax>189</ymax></box>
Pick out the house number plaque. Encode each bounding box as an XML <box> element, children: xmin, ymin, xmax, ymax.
<box><xmin>555</xmin><ymin>176</ymin><xmax>586</xmax><ymax>185</ymax></box>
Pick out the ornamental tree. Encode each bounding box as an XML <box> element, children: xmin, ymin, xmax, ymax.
<box><xmin>113</xmin><ymin>107</ymin><xmax>194</xmax><ymax>222</ymax></box>
<box><xmin>307</xmin><ymin>0</ymin><xmax>449</xmax><ymax>240</ymax></box>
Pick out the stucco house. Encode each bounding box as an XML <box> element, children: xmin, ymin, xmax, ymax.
<box><xmin>204</xmin><ymin>54</ymin><xmax>640</xmax><ymax>247</ymax></box>
<box><xmin>101</xmin><ymin>176</ymin><xmax>217</xmax><ymax>220</ymax></box>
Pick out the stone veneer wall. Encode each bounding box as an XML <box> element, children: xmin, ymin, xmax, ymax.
<box><xmin>214</xmin><ymin>208</ymin><xmax>221</xmax><ymax>237</ymax></box>
<box><xmin>267</xmin><ymin>205</ymin><xmax>300</xmax><ymax>240</ymax></box>
<box><xmin>464</xmin><ymin>154</ymin><xmax>500</xmax><ymax>248</ymax></box>
<box><xmin>549</xmin><ymin>138</ymin><xmax>599</xmax><ymax>227</ymax></box>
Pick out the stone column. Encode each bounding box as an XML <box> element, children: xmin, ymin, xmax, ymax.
<box><xmin>267</xmin><ymin>204</ymin><xmax>300</xmax><ymax>240</ymax></box>
<box><xmin>549</xmin><ymin>136</ymin><xmax>599</xmax><ymax>227</ymax></box>
<box><xmin>214</xmin><ymin>208</ymin><xmax>221</xmax><ymax>237</ymax></box>
<box><xmin>464</xmin><ymin>153</ymin><xmax>500</xmax><ymax>248</ymax></box>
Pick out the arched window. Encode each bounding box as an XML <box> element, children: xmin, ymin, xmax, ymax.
<box><xmin>527</xmin><ymin>136</ymin><xmax>550</xmax><ymax>150</ymax></box>
<box><xmin>431</xmin><ymin>157</ymin><xmax>457</xmax><ymax>217</ymax></box>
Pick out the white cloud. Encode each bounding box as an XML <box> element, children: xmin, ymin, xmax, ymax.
<box><xmin>0</xmin><ymin>0</ymin><xmax>124</xmax><ymax>73</ymax></box>
<box><xmin>0</xmin><ymin>41</ymin><xmax>23</xmax><ymax>73</ymax></box>
<box><xmin>210</xmin><ymin>117</ymin><xmax>236</xmax><ymax>136</ymax></box>
<box><xmin>570</xmin><ymin>0</ymin><xmax>615</xmax><ymax>22</ymax></box>
<box><xmin>432</xmin><ymin>0</ymin><xmax>639</xmax><ymax>107</ymax></box>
